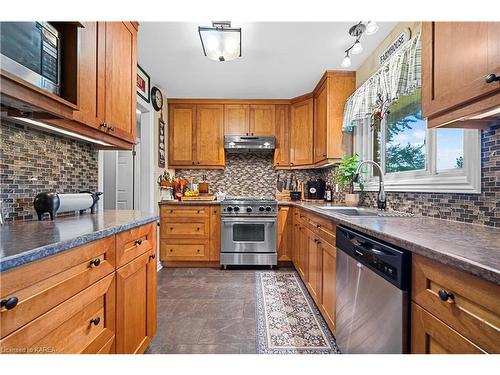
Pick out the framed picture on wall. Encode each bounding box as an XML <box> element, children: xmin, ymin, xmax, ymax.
<box><xmin>137</xmin><ymin>64</ymin><xmax>150</xmax><ymax>103</ymax></box>
<box><xmin>158</xmin><ymin>118</ymin><xmax>166</xmax><ymax>168</ymax></box>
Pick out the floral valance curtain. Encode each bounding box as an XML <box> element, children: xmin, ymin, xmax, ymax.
<box><xmin>342</xmin><ymin>31</ymin><xmax>421</xmax><ymax>132</ymax></box>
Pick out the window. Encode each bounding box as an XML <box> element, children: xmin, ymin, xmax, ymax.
<box><xmin>353</xmin><ymin>89</ymin><xmax>481</xmax><ymax>193</ymax></box>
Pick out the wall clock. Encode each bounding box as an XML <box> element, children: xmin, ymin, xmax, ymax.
<box><xmin>151</xmin><ymin>86</ymin><xmax>163</xmax><ymax>112</ymax></box>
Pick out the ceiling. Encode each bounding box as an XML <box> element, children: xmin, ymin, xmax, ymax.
<box><xmin>138</xmin><ymin>22</ymin><xmax>397</xmax><ymax>99</ymax></box>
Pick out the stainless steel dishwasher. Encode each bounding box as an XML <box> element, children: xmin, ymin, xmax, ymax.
<box><xmin>335</xmin><ymin>225</ymin><xmax>410</xmax><ymax>353</ymax></box>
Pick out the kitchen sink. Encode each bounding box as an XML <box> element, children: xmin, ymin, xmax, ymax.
<box><xmin>315</xmin><ymin>206</ymin><xmax>413</xmax><ymax>218</ymax></box>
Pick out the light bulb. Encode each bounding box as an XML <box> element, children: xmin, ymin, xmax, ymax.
<box><xmin>341</xmin><ymin>55</ymin><xmax>351</xmax><ymax>68</ymax></box>
<box><xmin>365</xmin><ymin>21</ymin><xmax>379</xmax><ymax>35</ymax></box>
<box><xmin>351</xmin><ymin>40</ymin><xmax>363</xmax><ymax>55</ymax></box>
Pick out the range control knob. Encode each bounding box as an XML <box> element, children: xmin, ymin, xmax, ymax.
<box><xmin>259</xmin><ymin>206</ymin><xmax>265</xmax><ymax>212</ymax></box>
<box><xmin>227</xmin><ymin>206</ymin><xmax>233</xmax><ymax>212</ymax></box>
<box><xmin>265</xmin><ymin>206</ymin><xmax>272</xmax><ymax>212</ymax></box>
<box><xmin>234</xmin><ymin>206</ymin><xmax>240</xmax><ymax>212</ymax></box>
<box><xmin>246</xmin><ymin>207</ymin><xmax>253</xmax><ymax>213</ymax></box>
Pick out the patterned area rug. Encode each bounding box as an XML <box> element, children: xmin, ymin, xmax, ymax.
<box><xmin>256</xmin><ymin>271</ymin><xmax>340</xmax><ymax>354</ymax></box>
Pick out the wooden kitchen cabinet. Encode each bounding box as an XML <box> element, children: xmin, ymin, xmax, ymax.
<box><xmin>411</xmin><ymin>303</ymin><xmax>485</xmax><ymax>354</ymax></box>
<box><xmin>277</xmin><ymin>206</ymin><xmax>292</xmax><ymax>261</ymax></box>
<box><xmin>196</xmin><ymin>104</ymin><xmax>225</xmax><ymax>166</ymax></box>
<box><xmin>209</xmin><ymin>206</ymin><xmax>221</xmax><ymax>261</ymax></box>
<box><xmin>168</xmin><ymin>104</ymin><xmax>224</xmax><ymax>168</ymax></box>
<box><xmin>290</xmin><ymin>96</ymin><xmax>314</xmax><ymax>166</ymax></box>
<box><xmin>249</xmin><ymin>105</ymin><xmax>275</xmax><ymax>136</ymax></box>
<box><xmin>296</xmin><ymin>226</ymin><xmax>309</xmax><ymax>281</ymax></box>
<box><xmin>320</xmin><ymin>240</ymin><xmax>336</xmax><ymax>335</ymax></box>
<box><xmin>313</xmin><ymin>71</ymin><xmax>355</xmax><ymax>165</ymax></box>
<box><xmin>305</xmin><ymin>227</ymin><xmax>322</xmax><ymax>305</ymax></box>
<box><xmin>103</xmin><ymin>22</ymin><xmax>137</xmax><ymax>143</ymax></box>
<box><xmin>224</xmin><ymin>104</ymin><xmax>250</xmax><ymax>135</ymax></box>
<box><xmin>273</xmin><ymin>104</ymin><xmax>290</xmax><ymax>167</ymax></box>
<box><xmin>115</xmin><ymin>249</ymin><xmax>157</xmax><ymax>354</ymax></box>
<box><xmin>422</xmin><ymin>22</ymin><xmax>500</xmax><ymax>128</ymax></box>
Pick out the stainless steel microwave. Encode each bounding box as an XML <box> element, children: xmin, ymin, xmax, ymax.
<box><xmin>0</xmin><ymin>22</ymin><xmax>61</xmax><ymax>95</ymax></box>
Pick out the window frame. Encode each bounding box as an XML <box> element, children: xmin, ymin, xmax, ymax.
<box><xmin>353</xmin><ymin>117</ymin><xmax>481</xmax><ymax>194</ymax></box>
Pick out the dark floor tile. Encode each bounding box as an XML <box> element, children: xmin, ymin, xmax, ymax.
<box><xmin>243</xmin><ymin>300</ymin><xmax>256</xmax><ymax>319</ymax></box>
<box><xmin>172</xmin><ymin>299</ymin><xmax>245</xmax><ymax>319</ymax></box>
<box><xmin>154</xmin><ymin>317</ymin><xmax>206</xmax><ymax>345</ymax></box>
<box><xmin>157</xmin><ymin>284</ymin><xmax>218</xmax><ymax>300</ymax></box>
<box><xmin>215</xmin><ymin>284</ymin><xmax>255</xmax><ymax>299</ymax></box>
<box><xmin>198</xmin><ymin>318</ymin><xmax>256</xmax><ymax>344</ymax></box>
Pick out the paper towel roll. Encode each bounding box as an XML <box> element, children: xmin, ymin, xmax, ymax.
<box><xmin>58</xmin><ymin>193</ymin><xmax>94</xmax><ymax>213</ymax></box>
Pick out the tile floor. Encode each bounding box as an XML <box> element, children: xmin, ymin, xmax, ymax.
<box><xmin>146</xmin><ymin>267</ymin><xmax>264</xmax><ymax>354</ymax></box>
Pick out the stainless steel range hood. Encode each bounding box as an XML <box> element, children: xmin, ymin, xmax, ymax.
<box><xmin>224</xmin><ymin>135</ymin><xmax>275</xmax><ymax>153</ymax></box>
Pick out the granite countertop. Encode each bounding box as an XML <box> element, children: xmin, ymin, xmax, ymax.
<box><xmin>159</xmin><ymin>200</ymin><xmax>221</xmax><ymax>205</ymax></box>
<box><xmin>284</xmin><ymin>201</ymin><xmax>500</xmax><ymax>285</ymax></box>
<box><xmin>0</xmin><ymin>210</ymin><xmax>159</xmax><ymax>273</ymax></box>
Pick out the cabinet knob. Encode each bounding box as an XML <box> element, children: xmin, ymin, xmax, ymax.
<box><xmin>197</xmin><ymin>210</ymin><xmax>201</xmax><ymax>214</ymax></box>
<box><xmin>170</xmin><ymin>210</ymin><xmax>173</xmax><ymax>213</ymax></box>
<box><xmin>170</xmin><ymin>249</ymin><xmax>173</xmax><ymax>252</ymax></box>
<box><xmin>170</xmin><ymin>227</ymin><xmax>174</xmax><ymax>230</ymax></box>
<box><xmin>89</xmin><ymin>258</ymin><xmax>101</xmax><ymax>267</ymax></box>
<box><xmin>192</xmin><ymin>161</ymin><xmax>195</xmax><ymax>165</ymax></box>
<box><xmin>149</xmin><ymin>254</ymin><xmax>156</xmax><ymax>261</ymax></box>
<box><xmin>316</xmin><ymin>224</ymin><xmax>321</xmax><ymax>228</ymax></box>
<box><xmin>107</xmin><ymin>126</ymin><xmax>115</xmax><ymax>132</ymax></box>
<box><xmin>485</xmin><ymin>73</ymin><xmax>500</xmax><ymax>84</ymax></box>
<box><xmin>90</xmin><ymin>316</ymin><xmax>100</xmax><ymax>326</ymax></box>
<box><xmin>196</xmin><ymin>227</ymin><xmax>200</xmax><ymax>231</ymax></box>
<box><xmin>135</xmin><ymin>239</ymin><xmax>143</xmax><ymax>246</ymax></box>
<box><xmin>197</xmin><ymin>249</ymin><xmax>200</xmax><ymax>253</ymax></box>
<box><xmin>197</xmin><ymin>161</ymin><xmax>200</xmax><ymax>164</ymax></box>
<box><xmin>99</xmin><ymin>122</ymin><xmax>108</xmax><ymax>130</ymax></box>
<box><xmin>438</xmin><ymin>289</ymin><xmax>455</xmax><ymax>302</ymax></box>
<box><xmin>1</xmin><ymin>297</ymin><xmax>19</xmax><ymax>310</ymax></box>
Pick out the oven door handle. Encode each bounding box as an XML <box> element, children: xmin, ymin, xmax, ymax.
<box><xmin>221</xmin><ymin>218</ymin><xmax>277</xmax><ymax>225</ymax></box>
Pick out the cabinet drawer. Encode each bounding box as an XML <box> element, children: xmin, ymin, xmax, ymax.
<box><xmin>161</xmin><ymin>205</ymin><xmax>210</xmax><ymax>219</ymax></box>
<box><xmin>0</xmin><ymin>274</ymin><xmax>116</xmax><ymax>354</ymax></box>
<box><xmin>0</xmin><ymin>237</ymin><xmax>115</xmax><ymax>339</ymax></box>
<box><xmin>412</xmin><ymin>255</ymin><xmax>500</xmax><ymax>353</ymax></box>
<box><xmin>411</xmin><ymin>303</ymin><xmax>484</xmax><ymax>354</ymax></box>
<box><xmin>161</xmin><ymin>221</ymin><xmax>208</xmax><ymax>239</ymax></box>
<box><xmin>160</xmin><ymin>240</ymin><xmax>209</xmax><ymax>260</ymax></box>
<box><xmin>307</xmin><ymin>214</ymin><xmax>336</xmax><ymax>245</ymax></box>
<box><xmin>116</xmin><ymin>223</ymin><xmax>156</xmax><ymax>267</ymax></box>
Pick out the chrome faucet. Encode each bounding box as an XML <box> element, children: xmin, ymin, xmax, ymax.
<box><xmin>353</xmin><ymin>160</ymin><xmax>386</xmax><ymax>210</ymax></box>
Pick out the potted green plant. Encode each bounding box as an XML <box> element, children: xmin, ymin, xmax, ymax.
<box><xmin>335</xmin><ymin>154</ymin><xmax>364</xmax><ymax>207</ymax></box>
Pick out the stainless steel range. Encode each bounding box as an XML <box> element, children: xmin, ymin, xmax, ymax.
<box><xmin>220</xmin><ymin>197</ymin><xmax>277</xmax><ymax>268</ymax></box>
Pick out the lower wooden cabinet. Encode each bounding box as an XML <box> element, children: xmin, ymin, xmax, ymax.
<box><xmin>411</xmin><ymin>303</ymin><xmax>485</xmax><ymax>354</ymax></box>
<box><xmin>0</xmin><ymin>222</ymin><xmax>157</xmax><ymax>354</ymax></box>
<box><xmin>0</xmin><ymin>274</ymin><xmax>116</xmax><ymax>354</ymax></box>
<box><xmin>116</xmin><ymin>249</ymin><xmax>157</xmax><ymax>354</ymax></box>
<box><xmin>277</xmin><ymin>206</ymin><xmax>292</xmax><ymax>261</ymax></box>
<box><xmin>305</xmin><ymin>227</ymin><xmax>322</xmax><ymax>304</ymax></box>
<box><xmin>320</xmin><ymin>241</ymin><xmax>336</xmax><ymax>335</ymax></box>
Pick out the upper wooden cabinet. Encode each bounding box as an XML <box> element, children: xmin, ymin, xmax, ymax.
<box><xmin>103</xmin><ymin>22</ymin><xmax>137</xmax><ymax>143</ymax></box>
<box><xmin>290</xmin><ymin>96</ymin><xmax>314</xmax><ymax>166</ymax></box>
<box><xmin>168</xmin><ymin>103</ymin><xmax>225</xmax><ymax>168</ymax></box>
<box><xmin>224</xmin><ymin>104</ymin><xmax>275</xmax><ymax>136</ymax></box>
<box><xmin>0</xmin><ymin>21</ymin><xmax>138</xmax><ymax>149</ymax></box>
<box><xmin>224</xmin><ymin>104</ymin><xmax>250</xmax><ymax>135</ymax></box>
<box><xmin>422</xmin><ymin>22</ymin><xmax>500</xmax><ymax>128</ymax></box>
<box><xmin>313</xmin><ymin>71</ymin><xmax>355</xmax><ymax>165</ymax></box>
<box><xmin>273</xmin><ymin>104</ymin><xmax>290</xmax><ymax>167</ymax></box>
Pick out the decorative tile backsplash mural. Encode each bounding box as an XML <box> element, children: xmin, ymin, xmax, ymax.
<box><xmin>0</xmin><ymin>120</ymin><xmax>98</xmax><ymax>222</ymax></box>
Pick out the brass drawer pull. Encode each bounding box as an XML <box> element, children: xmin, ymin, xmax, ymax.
<box><xmin>135</xmin><ymin>239</ymin><xmax>143</xmax><ymax>246</ymax></box>
<box><xmin>438</xmin><ymin>289</ymin><xmax>455</xmax><ymax>303</ymax></box>
<box><xmin>90</xmin><ymin>316</ymin><xmax>101</xmax><ymax>326</ymax></box>
<box><xmin>89</xmin><ymin>258</ymin><xmax>101</xmax><ymax>267</ymax></box>
<box><xmin>1</xmin><ymin>297</ymin><xmax>19</xmax><ymax>310</ymax></box>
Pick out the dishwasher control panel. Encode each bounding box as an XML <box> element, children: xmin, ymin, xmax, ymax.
<box><xmin>353</xmin><ymin>248</ymin><xmax>397</xmax><ymax>282</ymax></box>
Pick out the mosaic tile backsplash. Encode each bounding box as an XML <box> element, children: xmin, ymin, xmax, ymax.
<box><xmin>0</xmin><ymin>120</ymin><xmax>98</xmax><ymax>222</ymax></box>
<box><xmin>176</xmin><ymin>152</ymin><xmax>320</xmax><ymax>198</ymax></box>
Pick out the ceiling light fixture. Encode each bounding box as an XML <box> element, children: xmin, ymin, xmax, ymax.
<box><xmin>198</xmin><ymin>21</ymin><xmax>241</xmax><ymax>62</ymax></box>
<box><xmin>341</xmin><ymin>21</ymin><xmax>378</xmax><ymax>68</ymax></box>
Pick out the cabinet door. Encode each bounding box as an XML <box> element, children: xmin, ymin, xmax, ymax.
<box><xmin>411</xmin><ymin>303</ymin><xmax>485</xmax><ymax>354</ymax></box>
<box><xmin>290</xmin><ymin>98</ymin><xmax>314</xmax><ymax>166</ymax></box>
<box><xmin>422</xmin><ymin>22</ymin><xmax>500</xmax><ymax>119</ymax></box>
<box><xmin>321</xmin><ymin>241</ymin><xmax>336</xmax><ymax>334</ymax></box>
<box><xmin>249</xmin><ymin>105</ymin><xmax>275</xmax><ymax>136</ymax></box>
<box><xmin>209</xmin><ymin>206</ymin><xmax>221</xmax><ymax>261</ymax></box>
<box><xmin>306</xmin><ymin>229</ymin><xmax>322</xmax><ymax>304</ymax></box>
<box><xmin>0</xmin><ymin>274</ymin><xmax>116</xmax><ymax>354</ymax></box>
<box><xmin>72</xmin><ymin>22</ymin><xmax>105</xmax><ymax>128</ymax></box>
<box><xmin>224</xmin><ymin>104</ymin><xmax>250</xmax><ymax>135</ymax></box>
<box><xmin>297</xmin><ymin>226</ymin><xmax>309</xmax><ymax>281</ymax></box>
<box><xmin>168</xmin><ymin>104</ymin><xmax>196</xmax><ymax>166</ymax></box>
<box><xmin>196</xmin><ymin>104</ymin><xmax>225</xmax><ymax>166</ymax></box>
<box><xmin>104</xmin><ymin>22</ymin><xmax>137</xmax><ymax>143</ymax></box>
<box><xmin>274</xmin><ymin>104</ymin><xmax>290</xmax><ymax>167</ymax></box>
<box><xmin>277</xmin><ymin>206</ymin><xmax>292</xmax><ymax>261</ymax></box>
<box><xmin>116</xmin><ymin>251</ymin><xmax>157</xmax><ymax>354</ymax></box>
<box><xmin>314</xmin><ymin>83</ymin><xmax>328</xmax><ymax>163</ymax></box>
